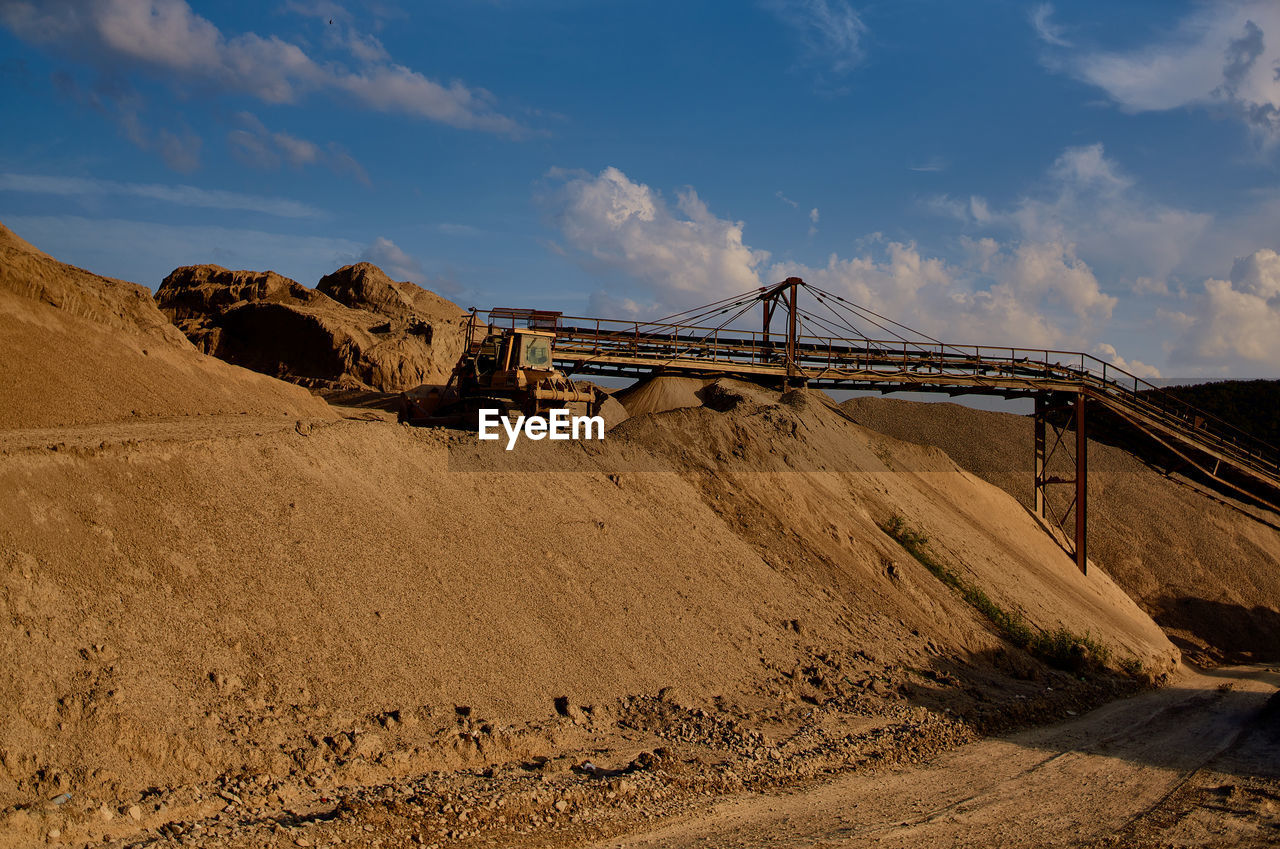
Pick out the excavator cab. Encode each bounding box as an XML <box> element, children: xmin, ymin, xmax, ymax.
<box><xmin>399</xmin><ymin>315</ymin><xmax>600</xmax><ymax>425</ymax></box>
<box><xmin>472</xmin><ymin>329</ymin><xmax>556</xmax><ymax>387</ymax></box>
<box><xmin>517</xmin><ymin>332</ymin><xmax>553</xmax><ymax>369</ymax></box>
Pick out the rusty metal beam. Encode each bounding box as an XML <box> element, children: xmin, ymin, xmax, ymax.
<box><xmin>1034</xmin><ymin>393</ymin><xmax>1046</xmax><ymax>517</ymax></box>
<box><xmin>1075</xmin><ymin>393</ymin><xmax>1087</xmax><ymax>575</ymax></box>
<box><xmin>786</xmin><ymin>278</ymin><xmax>799</xmax><ymax>389</ymax></box>
<box><xmin>1032</xmin><ymin>391</ymin><xmax>1088</xmax><ymax>573</ymax></box>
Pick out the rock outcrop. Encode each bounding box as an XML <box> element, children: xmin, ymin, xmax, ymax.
<box><xmin>156</xmin><ymin>262</ymin><xmax>469</xmax><ymax>392</ymax></box>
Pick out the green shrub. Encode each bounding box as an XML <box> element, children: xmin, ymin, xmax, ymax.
<box><xmin>880</xmin><ymin>514</ymin><xmax>1116</xmax><ymax>675</ymax></box>
<box><xmin>1117</xmin><ymin>656</ymin><xmax>1146</xmax><ymax>679</ymax></box>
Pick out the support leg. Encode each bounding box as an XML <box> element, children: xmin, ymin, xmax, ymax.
<box><xmin>1075</xmin><ymin>393</ymin><xmax>1087</xmax><ymax>575</ymax></box>
<box><xmin>1034</xmin><ymin>394</ymin><xmax>1046</xmax><ymax>518</ymax></box>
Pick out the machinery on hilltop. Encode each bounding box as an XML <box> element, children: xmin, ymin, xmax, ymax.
<box><xmin>401</xmin><ymin>279</ymin><xmax>1280</xmax><ymax>576</ymax></box>
<box><xmin>398</xmin><ymin>308</ymin><xmax>601</xmax><ymax>425</ymax></box>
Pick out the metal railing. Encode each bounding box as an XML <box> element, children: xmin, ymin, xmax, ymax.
<box><xmin>473</xmin><ymin>309</ymin><xmax>1280</xmax><ymax>484</ymax></box>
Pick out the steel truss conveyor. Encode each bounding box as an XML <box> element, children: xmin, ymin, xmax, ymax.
<box><xmin>476</xmin><ymin>278</ymin><xmax>1280</xmax><ymax>574</ymax></box>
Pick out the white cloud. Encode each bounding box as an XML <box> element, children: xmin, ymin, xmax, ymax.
<box><xmin>764</xmin><ymin>0</ymin><xmax>868</xmax><ymax>77</ymax></box>
<box><xmin>930</xmin><ymin>144</ymin><xmax>1212</xmax><ymax>289</ymax></box>
<box><xmin>548</xmin><ymin>166</ymin><xmax>770</xmax><ymax>314</ymax></box>
<box><xmin>1094</xmin><ymin>342</ymin><xmax>1161</xmax><ymax>379</ymax></box>
<box><xmin>772</xmin><ymin>238</ymin><xmax>1113</xmax><ymax>348</ymax></box>
<box><xmin>228</xmin><ymin>112</ymin><xmax>370</xmax><ymax>184</ymax></box>
<box><xmin>548</xmin><ymin>165</ymin><xmax>1115</xmax><ymax>349</ymax></box>
<box><xmin>0</xmin><ymin>0</ymin><xmax>521</xmax><ymax>134</ymax></box>
<box><xmin>809</xmin><ymin>207</ymin><xmax>820</xmax><ymax>224</ymax></box>
<box><xmin>908</xmin><ymin>155</ymin><xmax>947</xmax><ymax>173</ymax></box>
<box><xmin>331</xmin><ymin>64</ymin><xmax>516</xmax><ymax>133</ymax></box>
<box><xmin>1173</xmin><ymin>249</ymin><xmax>1280</xmax><ymax>371</ymax></box>
<box><xmin>343</xmin><ymin>30</ymin><xmax>390</xmax><ymax>64</ymax></box>
<box><xmin>361</xmin><ymin>236</ymin><xmax>424</xmax><ymax>283</ymax></box>
<box><xmin>272</xmin><ymin>132</ymin><xmax>320</xmax><ymax>166</ymax></box>
<box><xmin>1061</xmin><ymin>2</ymin><xmax>1280</xmax><ymax>145</ymax></box>
<box><xmin>282</xmin><ymin>0</ymin><xmax>389</xmax><ymax>63</ymax></box>
<box><xmin>0</xmin><ymin>171</ymin><xmax>322</xmax><ymax>218</ymax></box>
<box><xmin>1030</xmin><ymin>3</ymin><xmax>1071</xmax><ymax>48</ymax></box>
<box><xmin>1007</xmin><ymin>145</ymin><xmax>1211</xmax><ymax>285</ymax></box>
<box><xmin>352</xmin><ymin>235</ymin><xmax>464</xmax><ymax>297</ymax></box>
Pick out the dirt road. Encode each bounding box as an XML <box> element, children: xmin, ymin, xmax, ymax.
<box><xmin>598</xmin><ymin>665</ymin><xmax>1280</xmax><ymax>849</ymax></box>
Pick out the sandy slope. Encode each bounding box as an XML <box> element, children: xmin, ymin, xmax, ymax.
<box><xmin>0</xmin><ymin>226</ymin><xmax>1195</xmax><ymax>847</ymax></box>
<box><xmin>0</xmin><ymin>386</ymin><xmax>1176</xmax><ymax>829</ymax></box>
<box><xmin>0</xmin><ymin>222</ymin><xmax>331</xmax><ymax>428</ymax></box>
<box><xmin>843</xmin><ymin>397</ymin><xmax>1280</xmax><ymax>661</ymax></box>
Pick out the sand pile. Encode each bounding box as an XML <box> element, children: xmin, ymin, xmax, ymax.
<box><xmin>0</xmin><ymin>235</ymin><xmax>1191</xmax><ymax>845</ymax></box>
<box><xmin>616</xmin><ymin>376</ymin><xmax>712</xmax><ymax>416</ymax></box>
<box><xmin>156</xmin><ymin>262</ymin><xmax>468</xmax><ymax>392</ymax></box>
<box><xmin>0</xmin><ymin>221</ymin><xmax>330</xmax><ymax>429</ymax></box>
<box><xmin>0</xmin><ymin>376</ymin><xmax>1176</xmax><ymax>822</ymax></box>
<box><xmin>843</xmin><ymin>396</ymin><xmax>1280</xmax><ymax>661</ymax></box>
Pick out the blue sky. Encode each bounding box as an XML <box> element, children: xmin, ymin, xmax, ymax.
<box><xmin>2</xmin><ymin>0</ymin><xmax>1280</xmax><ymax>378</ymax></box>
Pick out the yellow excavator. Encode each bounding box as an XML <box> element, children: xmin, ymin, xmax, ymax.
<box><xmin>398</xmin><ymin>308</ymin><xmax>600</xmax><ymax>425</ymax></box>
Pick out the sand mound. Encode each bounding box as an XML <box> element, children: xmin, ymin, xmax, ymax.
<box><xmin>0</xmin><ymin>231</ymin><xmax>1190</xmax><ymax>842</ymax></box>
<box><xmin>0</xmin><ymin>222</ymin><xmax>331</xmax><ymax>429</ymax></box>
<box><xmin>0</xmin><ymin>381</ymin><xmax>1176</xmax><ymax>816</ymax></box>
<box><xmin>156</xmin><ymin>263</ymin><xmax>468</xmax><ymax>392</ymax></box>
<box><xmin>596</xmin><ymin>393</ymin><xmax>630</xmax><ymax>430</ymax></box>
<box><xmin>616</xmin><ymin>376</ymin><xmax>780</xmax><ymax>417</ymax></box>
<box><xmin>843</xmin><ymin>396</ymin><xmax>1280</xmax><ymax>661</ymax></box>
<box><xmin>616</xmin><ymin>376</ymin><xmax>712</xmax><ymax>415</ymax></box>
<box><xmin>0</xmin><ymin>222</ymin><xmax>188</xmax><ymax>347</ymax></box>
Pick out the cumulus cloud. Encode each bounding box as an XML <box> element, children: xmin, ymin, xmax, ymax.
<box><xmin>1094</xmin><ymin>342</ymin><xmax>1161</xmax><ymax>379</ymax></box>
<box><xmin>0</xmin><ymin>171</ymin><xmax>322</xmax><ymax>217</ymax></box>
<box><xmin>0</xmin><ymin>0</ymin><xmax>521</xmax><ymax>134</ymax></box>
<box><xmin>548</xmin><ymin>165</ymin><xmax>1116</xmax><ymax>349</ymax></box>
<box><xmin>1173</xmin><ymin>249</ymin><xmax>1280</xmax><ymax>370</ymax></box>
<box><xmin>547</xmin><ymin>166</ymin><xmax>770</xmax><ymax>315</ymax></box>
<box><xmin>764</xmin><ymin>0</ymin><xmax>868</xmax><ymax>78</ymax></box>
<box><xmin>772</xmin><ymin>238</ymin><xmax>1113</xmax><ymax>348</ymax></box>
<box><xmin>931</xmin><ymin>144</ymin><xmax>1212</xmax><ymax>289</ymax></box>
<box><xmin>1060</xmin><ymin>1</ymin><xmax>1280</xmax><ymax>146</ymax></box>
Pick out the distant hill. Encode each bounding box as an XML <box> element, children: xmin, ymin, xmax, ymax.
<box><xmin>1149</xmin><ymin>380</ymin><xmax>1280</xmax><ymax>450</ymax></box>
